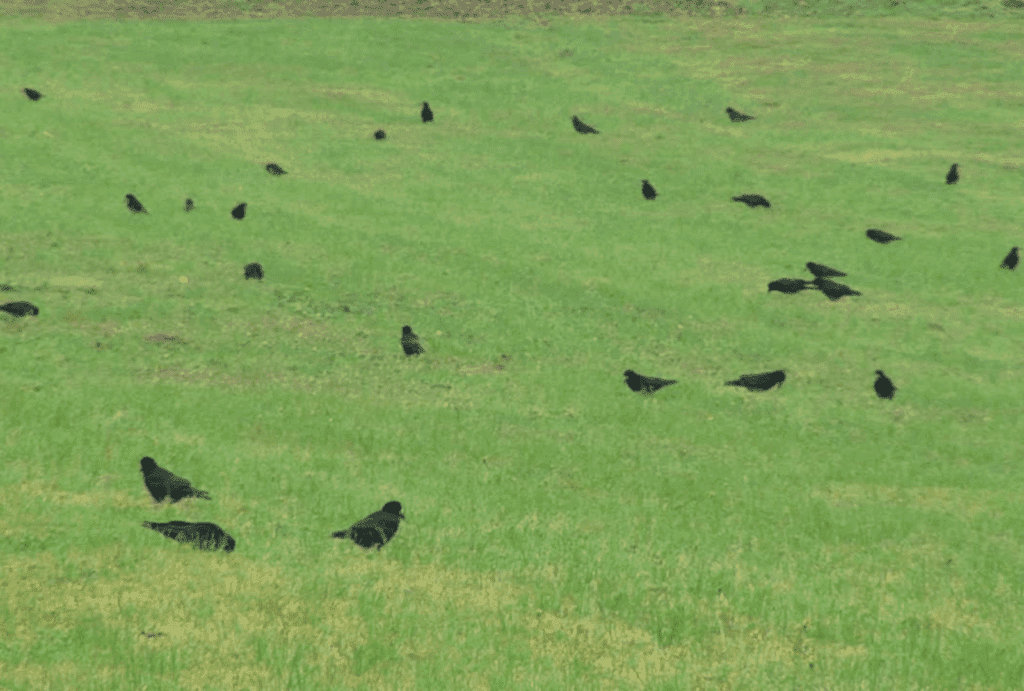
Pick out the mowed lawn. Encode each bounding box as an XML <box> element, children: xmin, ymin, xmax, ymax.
<box><xmin>2</xmin><ymin>5</ymin><xmax>1024</xmax><ymax>689</ymax></box>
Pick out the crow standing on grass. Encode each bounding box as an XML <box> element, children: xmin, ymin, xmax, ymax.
<box><xmin>811</xmin><ymin>277</ymin><xmax>861</xmax><ymax>301</ymax></box>
<box><xmin>374</xmin><ymin>129</ymin><xmax>386</xmax><ymax>140</ymax></box>
<box><xmin>725</xmin><ymin>369</ymin><xmax>786</xmax><ymax>391</ymax></box>
<box><xmin>266</xmin><ymin>163</ymin><xmax>286</xmax><ymax>176</ymax></box>
<box><xmin>125</xmin><ymin>194</ymin><xmax>147</xmax><ymax>214</ymax></box>
<box><xmin>732</xmin><ymin>194</ymin><xmax>770</xmax><ymax>208</ymax></box>
<box><xmin>726</xmin><ymin>107</ymin><xmax>754</xmax><ymax>122</ymax></box>
<box><xmin>623</xmin><ymin>369</ymin><xmax>677</xmax><ymax>394</ymax></box>
<box><xmin>805</xmin><ymin>262</ymin><xmax>847</xmax><ymax>279</ymax></box>
<box><xmin>874</xmin><ymin>370</ymin><xmax>897</xmax><ymax>400</ymax></box>
<box><xmin>768</xmin><ymin>278</ymin><xmax>816</xmax><ymax>294</ymax></box>
<box><xmin>23</xmin><ymin>88</ymin><xmax>43</xmax><ymax>101</ymax></box>
<box><xmin>946</xmin><ymin>163</ymin><xmax>959</xmax><ymax>185</ymax></box>
<box><xmin>184</xmin><ymin>198</ymin><xmax>194</xmax><ymax>212</ymax></box>
<box><xmin>231</xmin><ymin>203</ymin><xmax>247</xmax><ymax>220</ymax></box>
<box><xmin>139</xmin><ymin>456</ymin><xmax>211</xmax><ymax>503</ymax></box>
<box><xmin>641</xmin><ymin>180</ymin><xmax>657</xmax><ymax>200</ymax></box>
<box><xmin>866</xmin><ymin>229</ymin><xmax>900</xmax><ymax>244</ymax></box>
<box><xmin>1000</xmin><ymin>247</ymin><xmax>1019</xmax><ymax>270</ymax></box>
<box><xmin>421</xmin><ymin>102</ymin><xmax>433</xmax><ymax>123</ymax></box>
<box><xmin>332</xmin><ymin>501</ymin><xmax>405</xmax><ymax>550</ymax></box>
<box><xmin>401</xmin><ymin>325</ymin><xmax>425</xmax><ymax>355</ymax></box>
<box><xmin>244</xmin><ymin>262</ymin><xmax>264</xmax><ymax>280</ymax></box>
<box><xmin>571</xmin><ymin>115</ymin><xmax>599</xmax><ymax>134</ymax></box>
<box><xmin>143</xmin><ymin>521</ymin><xmax>235</xmax><ymax>552</ymax></box>
<box><xmin>0</xmin><ymin>301</ymin><xmax>39</xmax><ymax>317</ymax></box>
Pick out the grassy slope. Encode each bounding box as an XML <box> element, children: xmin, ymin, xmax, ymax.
<box><xmin>2</xmin><ymin>5</ymin><xmax>1024</xmax><ymax>689</ymax></box>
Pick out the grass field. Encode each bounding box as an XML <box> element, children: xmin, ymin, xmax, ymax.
<box><xmin>2</xmin><ymin>1</ymin><xmax>1024</xmax><ymax>688</ymax></box>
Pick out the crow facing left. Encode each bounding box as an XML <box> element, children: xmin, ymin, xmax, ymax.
<box><xmin>143</xmin><ymin>521</ymin><xmax>235</xmax><ymax>552</ymax></box>
<box><xmin>139</xmin><ymin>456</ymin><xmax>211</xmax><ymax>503</ymax></box>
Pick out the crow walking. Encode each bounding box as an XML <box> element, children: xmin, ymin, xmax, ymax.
<box><xmin>244</xmin><ymin>262</ymin><xmax>264</xmax><ymax>280</ymax></box>
<box><xmin>641</xmin><ymin>180</ymin><xmax>657</xmax><ymax>200</ymax></box>
<box><xmin>623</xmin><ymin>369</ymin><xmax>677</xmax><ymax>394</ymax></box>
<box><xmin>732</xmin><ymin>194</ymin><xmax>770</xmax><ymax>208</ymax></box>
<box><xmin>0</xmin><ymin>301</ymin><xmax>39</xmax><ymax>317</ymax></box>
<box><xmin>231</xmin><ymin>203</ymin><xmax>247</xmax><ymax>220</ymax></box>
<box><xmin>768</xmin><ymin>278</ymin><xmax>816</xmax><ymax>294</ymax></box>
<box><xmin>946</xmin><ymin>163</ymin><xmax>959</xmax><ymax>185</ymax></box>
<box><xmin>125</xmin><ymin>194</ymin><xmax>147</xmax><ymax>214</ymax></box>
<box><xmin>139</xmin><ymin>456</ymin><xmax>211</xmax><ymax>503</ymax></box>
<box><xmin>812</xmin><ymin>277</ymin><xmax>861</xmax><ymax>301</ymax></box>
<box><xmin>332</xmin><ymin>501</ymin><xmax>405</xmax><ymax>550</ymax></box>
<box><xmin>571</xmin><ymin>115</ymin><xmax>599</xmax><ymax>134</ymax></box>
<box><xmin>401</xmin><ymin>325</ymin><xmax>425</xmax><ymax>356</ymax></box>
<box><xmin>874</xmin><ymin>370</ymin><xmax>896</xmax><ymax>400</ymax></box>
<box><xmin>1000</xmin><ymin>246</ymin><xmax>1019</xmax><ymax>270</ymax></box>
<box><xmin>866</xmin><ymin>229</ymin><xmax>900</xmax><ymax>244</ymax></box>
<box><xmin>726</xmin><ymin>107</ymin><xmax>754</xmax><ymax>122</ymax></box>
<box><xmin>266</xmin><ymin>163</ymin><xmax>286</xmax><ymax>176</ymax></box>
<box><xmin>23</xmin><ymin>88</ymin><xmax>43</xmax><ymax>101</ymax></box>
<box><xmin>143</xmin><ymin>521</ymin><xmax>235</xmax><ymax>552</ymax></box>
<box><xmin>725</xmin><ymin>369</ymin><xmax>786</xmax><ymax>391</ymax></box>
<box><xmin>374</xmin><ymin>129</ymin><xmax>386</xmax><ymax>140</ymax></box>
<box><xmin>184</xmin><ymin>198</ymin><xmax>194</xmax><ymax>212</ymax></box>
<box><xmin>421</xmin><ymin>102</ymin><xmax>433</xmax><ymax>123</ymax></box>
<box><xmin>806</xmin><ymin>262</ymin><xmax>847</xmax><ymax>279</ymax></box>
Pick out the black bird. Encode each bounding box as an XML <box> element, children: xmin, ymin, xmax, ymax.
<box><xmin>806</xmin><ymin>262</ymin><xmax>847</xmax><ymax>279</ymax></box>
<box><xmin>768</xmin><ymin>278</ymin><xmax>816</xmax><ymax>294</ymax></box>
<box><xmin>812</xmin><ymin>277</ymin><xmax>861</xmax><ymax>301</ymax></box>
<box><xmin>726</xmin><ymin>106</ymin><xmax>754</xmax><ymax>122</ymax></box>
<box><xmin>143</xmin><ymin>521</ymin><xmax>235</xmax><ymax>552</ymax></box>
<box><xmin>266</xmin><ymin>163</ymin><xmax>286</xmax><ymax>176</ymax></box>
<box><xmin>0</xmin><ymin>301</ymin><xmax>39</xmax><ymax>317</ymax></box>
<box><xmin>571</xmin><ymin>115</ymin><xmax>599</xmax><ymax>134</ymax></box>
<box><xmin>231</xmin><ymin>203</ymin><xmax>247</xmax><ymax>220</ymax></box>
<box><xmin>184</xmin><ymin>198</ymin><xmax>194</xmax><ymax>212</ymax></box>
<box><xmin>866</xmin><ymin>229</ymin><xmax>900</xmax><ymax>244</ymax></box>
<box><xmin>139</xmin><ymin>456</ymin><xmax>211</xmax><ymax>503</ymax></box>
<box><xmin>332</xmin><ymin>501</ymin><xmax>405</xmax><ymax>550</ymax></box>
<box><xmin>23</xmin><ymin>87</ymin><xmax>43</xmax><ymax>101</ymax></box>
<box><xmin>732</xmin><ymin>194</ymin><xmax>770</xmax><ymax>208</ymax></box>
<box><xmin>374</xmin><ymin>129</ymin><xmax>386</xmax><ymax>140</ymax></box>
<box><xmin>244</xmin><ymin>262</ymin><xmax>264</xmax><ymax>280</ymax></box>
<box><xmin>623</xmin><ymin>369</ymin><xmax>677</xmax><ymax>394</ymax></box>
<box><xmin>725</xmin><ymin>369</ymin><xmax>786</xmax><ymax>391</ymax></box>
<box><xmin>125</xmin><ymin>194</ymin><xmax>147</xmax><ymax>214</ymax></box>
<box><xmin>641</xmin><ymin>180</ymin><xmax>657</xmax><ymax>200</ymax></box>
<box><xmin>1001</xmin><ymin>246</ymin><xmax>1019</xmax><ymax>270</ymax></box>
<box><xmin>946</xmin><ymin>163</ymin><xmax>959</xmax><ymax>185</ymax></box>
<box><xmin>874</xmin><ymin>370</ymin><xmax>896</xmax><ymax>400</ymax></box>
<box><xmin>421</xmin><ymin>101</ymin><xmax>433</xmax><ymax>123</ymax></box>
<box><xmin>401</xmin><ymin>325</ymin><xmax>425</xmax><ymax>356</ymax></box>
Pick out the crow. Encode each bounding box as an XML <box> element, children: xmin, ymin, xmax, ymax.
<box><xmin>332</xmin><ymin>501</ymin><xmax>405</xmax><ymax>550</ymax></box>
<box><xmin>812</xmin><ymin>277</ymin><xmax>861</xmax><ymax>301</ymax></box>
<box><xmin>726</xmin><ymin>107</ymin><xmax>754</xmax><ymax>122</ymax></box>
<box><xmin>1000</xmin><ymin>246</ymin><xmax>1019</xmax><ymax>270</ymax></box>
<box><xmin>125</xmin><ymin>194</ymin><xmax>147</xmax><ymax>214</ymax></box>
<box><xmin>806</xmin><ymin>262</ymin><xmax>847</xmax><ymax>279</ymax></box>
<box><xmin>142</xmin><ymin>521</ymin><xmax>235</xmax><ymax>552</ymax></box>
<box><xmin>23</xmin><ymin>88</ymin><xmax>43</xmax><ymax>101</ymax></box>
<box><xmin>421</xmin><ymin>101</ymin><xmax>433</xmax><ymax>123</ymax></box>
<box><xmin>401</xmin><ymin>325</ymin><xmax>425</xmax><ymax>355</ymax></box>
<box><xmin>732</xmin><ymin>194</ymin><xmax>770</xmax><ymax>208</ymax></box>
<box><xmin>874</xmin><ymin>370</ymin><xmax>896</xmax><ymax>400</ymax></box>
<box><xmin>623</xmin><ymin>369</ymin><xmax>677</xmax><ymax>394</ymax></box>
<box><xmin>641</xmin><ymin>180</ymin><xmax>657</xmax><ymax>200</ymax></box>
<box><xmin>231</xmin><ymin>203</ymin><xmax>247</xmax><ymax>220</ymax></box>
<box><xmin>244</xmin><ymin>262</ymin><xmax>264</xmax><ymax>280</ymax></box>
<box><xmin>571</xmin><ymin>115</ymin><xmax>599</xmax><ymax>134</ymax></box>
<box><xmin>139</xmin><ymin>456</ymin><xmax>211</xmax><ymax>503</ymax></box>
<box><xmin>946</xmin><ymin>163</ymin><xmax>959</xmax><ymax>185</ymax></box>
<box><xmin>866</xmin><ymin>229</ymin><xmax>900</xmax><ymax>244</ymax></box>
<box><xmin>184</xmin><ymin>198</ymin><xmax>194</xmax><ymax>212</ymax></box>
<box><xmin>725</xmin><ymin>369</ymin><xmax>786</xmax><ymax>391</ymax></box>
<box><xmin>266</xmin><ymin>163</ymin><xmax>286</xmax><ymax>176</ymax></box>
<box><xmin>768</xmin><ymin>278</ymin><xmax>816</xmax><ymax>294</ymax></box>
<box><xmin>374</xmin><ymin>129</ymin><xmax>386</xmax><ymax>140</ymax></box>
<box><xmin>0</xmin><ymin>301</ymin><xmax>39</xmax><ymax>317</ymax></box>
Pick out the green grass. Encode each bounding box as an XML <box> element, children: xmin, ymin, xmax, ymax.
<box><xmin>2</xmin><ymin>3</ymin><xmax>1024</xmax><ymax>689</ymax></box>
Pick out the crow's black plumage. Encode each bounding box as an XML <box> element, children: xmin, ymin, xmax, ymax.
<box><xmin>184</xmin><ymin>198</ymin><xmax>194</xmax><ymax>212</ymax></box>
<box><xmin>332</xmin><ymin>501</ymin><xmax>405</xmax><ymax>550</ymax></box>
<box><xmin>139</xmin><ymin>456</ymin><xmax>211</xmax><ymax>503</ymax></box>
<box><xmin>231</xmin><ymin>203</ymin><xmax>247</xmax><ymax>220</ymax></box>
<box><xmin>874</xmin><ymin>370</ymin><xmax>896</xmax><ymax>400</ymax></box>
<box><xmin>374</xmin><ymin>129</ymin><xmax>386</xmax><ymax>140</ymax></box>
<box><xmin>571</xmin><ymin>115</ymin><xmax>599</xmax><ymax>134</ymax></box>
<box><xmin>812</xmin><ymin>277</ymin><xmax>861</xmax><ymax>301</ymax></box>
<box><xmin>641</xmin><ymin>180</ymin><xmax>657</xmax><ymax>200</ymax></box>
<box><xmin>726</xmin><ymin>107</ymin><xmax>754</xmax><ymax>122</ymax></box>
<box><xmin>725</xmin><ymin>369</ymin><xmax>786</xmax><ymax>391</ymax></box>
<box><xmin>946</xmin><ymin>163</ymin><xmax>959</xmax><ymax>185</ymax></box>
<box><xmin>143</xmin><ymin>521</ymin><xmax>235</xmax><ymax>552</ymax></box>
<box><xmin>806</xmin><ymin>262</ymin><xmax>847</xmax><ymax>279</ymax></box>
<box><xmin>1000</xmin><ymin>246</ymin><xmax>1019</xmax><ymax>270</ymax></box>
<box><xmin>401</xmin><ymin>325</ymin><xmax>425</xmax><ymax>356</ymax></box>
<box><xmin>866</xmin><ymin>229</ymin><xmax>900</xmax><ymax>244</ymax></box>
<box><xmin>244</xmin><ymin>262</ymin><xmax>264</xmax><ymax>280</ymax></box>
<box><xmin>732</xmin><ymin>194</ymin><xmax>770</xmax><ymax>208</ymax></box>
<box><xmin>768</xmin><ymin>278</ymin><xmax>815</xmax><ymax>294</ymax></box>
<box><xmin>125</xmin><ymin>194</ymin><xmax>147</xmax><ymax>214</ymax></box>
<box><xmin>421</xmin><ymin>101</ymin><xmax>433</xmax><ymax>123</ymax></box>
<box><xmin>23</xmin><ymin>88</ymin><xmax>43</xmax><ymax>101</ymax></box>
<box><xmin>623</xmin><ymin>369</ymin><xmax>677</xmax><ymax>394</ymax></box>
<box><xmin>266</xmin><ymin>163</ymin><xmax>286</xmax><ymax>176</ymax></box>
<box><xmin>0</xmin><ymin>301</ymin><xmax>39</xmax><ymax>317</ymax></box>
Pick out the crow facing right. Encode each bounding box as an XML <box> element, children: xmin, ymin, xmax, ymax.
<box><xmin>571</xmin><ymin>115</ymin><xmax>599</xmax><ymax>134</ymax></box>
<box><xmin>244</xmin><ymin>262</ymin><xmax>264</xmax><ymax>280</ymax></box>
<box><xmin>402</xmin><ymin>325</ymin><xmax>425</xmax><ymax>355</ymax></box>
<box><xmin>1</xmin><ymin>301</ymin><xmax>39</xmax><ymax>317</ymax></box>
<box><xmin>332</xmin><ymin>501</ymin><xmax>405</xmax><ymax>550</ymax></box>
<box><xmin>732</xmin><ymin>194</ymin><xmax>770</xmax><ymax>208</ymax></box>
<box><xmin>1001</xmin><ymin>246</ymin><xmax>1019</xmax><ymax>270</ymax></box>
<box><xmin>139</xmin><ymin>456</ymin><xmax>211</xmax><ymax>503</ymax></box>
<box><xmin>866</xmin><ymin>229</ymin><xmax>900</xmax><ymax>244</ymax></box>
<box><xmin>726</xmin><ymin>107</ymin><xmax>754</xmax><ymax>122</ymax></box>
<box><xmin>143</xmin><ymin>521</ymin><xmax>235</xmax><ymax>552</ymax></box>
<box><xmin>266</xmin><ymin>163</ymin><xmax>287</xmax><ymax>176</ymax></box>
<box><xmin>231</xmin><ymin>203</ymin><xmax>247</xmax><ymax>220</ymax></box>
<box><xmin>725</xmin><ymin>370</ymin><xmax>786</xmax><ymax>392</ymax></box>
<box><xmin>768</xmin><ymin>278</ymin><xmax>815</xmax><ymax>294</ymax></box>
<box><xmin>624</xmin><ymin>369</ymin><xmax>677</xmax><ymax>394</ymax></box>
